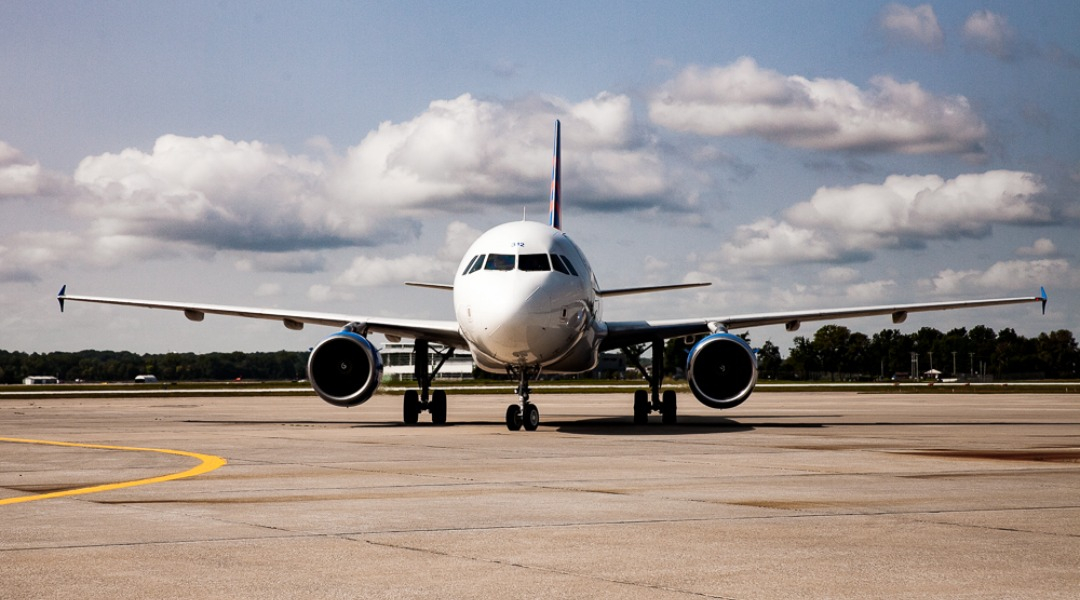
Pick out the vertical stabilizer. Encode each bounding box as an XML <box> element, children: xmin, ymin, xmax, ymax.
<box><xmin>548</xmin><ymin>120</ymin><xmax>561</xmax><ymax>230</ymax></box>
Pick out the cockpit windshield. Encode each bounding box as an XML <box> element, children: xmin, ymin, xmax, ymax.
<box><xmin>518</xmin><ymin>254</ymin><xmax>550</xmax><ymax>272</ymax></box>
<box><xmin>484</xmin><ymin>254</ymin><xmax>515</xmax><ymax>271</ymax></box>
<box><xmin>463</xmin><ymin>254</ymin><xmax>485</xmax><ymax>275</ymax></box>
<box><xmin>461</xmin><ymin>253</ymin><xmax>578</xmax><ymax>276</ymax></box>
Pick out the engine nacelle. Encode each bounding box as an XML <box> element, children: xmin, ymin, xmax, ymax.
<box><xmin>307</xmin><ymin>331</ymin><xmax>383</xmax><ymax>407</ymax></box>
<box><xmin>686</xmin><ymin>332</ymin><xmax>758</xmax><ymax>409</ymax></box>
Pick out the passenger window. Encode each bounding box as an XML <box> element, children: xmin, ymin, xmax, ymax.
<box><xmin>518</xmin><ymin>254</ymin><xmax>550</xmax><ymax>272</ymax></box>
<box><xmin>485</xmin><ymin>254</ymin><xmax>515</xmax><ymax>271</ymax></box>
<box><xmin>463</xmin><ymin>255</ymin><xmax>483</xmax><ymax>275</ymax></box>
<box><xmin>550</xmin><ymin>254</ymin><xmax>570</xmax><ymax>274</ymax></box>
<box><xmin>558</xmin><ymin>254</ymin><xmax>579</xmax><ymax>276</ymax></box>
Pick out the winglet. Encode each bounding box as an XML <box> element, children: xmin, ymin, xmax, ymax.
<box><xmin>548</xmin><ymin>120</ymin><xmax>561</xmax><ymax>230</ymax></box>
<box><xmin>57</xmin><ymin>285</ymin><xmax>66</xmax><ymax>313</ymax></box>
<box><xmin>1040</xmin><ymin>286</ymin><xmax>1048</xmax><ymax>315</ymax></box>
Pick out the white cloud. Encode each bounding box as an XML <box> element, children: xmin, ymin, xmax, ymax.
<box><xmin>818</xmin><ymin>267</ymin><xmax>861</xmax><ymax>285</ymax></box>
<box><xmin>438</xmin><ymin>221</ymin><xmax>482</xmax><ymax>262</ymax></box>
<box><xmin>1017</xmin><ymin>238</ymin><xmax>1057</xmax><ymax>257</ymax></box>
<box><xmin>335</xmin><ymin>254</ymin><xmax>446</xmax><ymax>288</ymax></box>
<box><xmin>334</xmin><ymin>221</ymin><xmax>480</xmax><ymax>288</ymax></box>
<box><xmin>962</xmin><ymin>10</ymin><xmax>1016</xmax><ymax>60</ymax></box>
<box><xmin>307</xmin><ymin>283</ymin><xmax>355</xmax><ymax>303</ymax></box>
<box><xmin>719</xmin><ymin>217</ymin><xmax>859</xmax><ymax>265</ymax></box>
<box><xmin>0</xmin><ymin>231</ymin><xmax>84</xmax><ymax>282</ymax></box>
<box><xmin>0</xmin><ymin>92</ymin><xmax>694</xmax><ymax>274</ymax></box>
<box><xmin>921</xmin><ymin>259</ymin><xmax>1073</xmax><ymax>295</ymax></box>
<box><xmin>331</xmin><ymin>92</ymin><xmax>682</xmax><ymax>213</ymax></box>
<box><xmin>844</xmin><ymin>279</ymin><xmax>899</xmax><ymax>303</ymax></box>
<box><xmin>787</xmin><ymin>171</ymin><xmax>1048</xmax><ymax>237</ymax></box>
<box><xmin>879</xmin><ymin>4</ymin><xmax>944</xmax><ymax>50</ymax></box>
<box><xmin>648</xmin><ymin>58</ymin><xmax>987</xmax><ymax>156</ymax></box>
<box><xmin>254</xmin><ymin>283</ymin><xmax>282</xmax><ymax>297</ymax></box>
<box><xmin>234</xmin><ymin>252</ymin><xmax>328</xmax><ymax>273</ymax></box>
<box><xmin>72</xmin><ymin>134</ymin><xmax>392</xmax><ymax>252</ymax></box>
<box><xmin>720</xmin><ymin>170</ymin><xmax>1049</xmax><ymax>266</ymax></box>
<box><xmin>0</xmin><ymin>141</ymin><xmax>63</xmax><ymax>198</ymax></box>
<box><xmin>958</xmin><ymin>10</ymin><xmax>1079</xmax><ymax>68</ymax></box>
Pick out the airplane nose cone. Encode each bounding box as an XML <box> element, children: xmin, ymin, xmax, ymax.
<box><xmin>475</xmin><ymin>284</ymin><xmax>564</xmax><ymax>364</ymax></box>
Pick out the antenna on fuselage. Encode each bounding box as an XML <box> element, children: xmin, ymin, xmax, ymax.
<box><xmin>548</xmin><ymin>119</ymin><xmax>561</xmax><ymax>230</ymax></box>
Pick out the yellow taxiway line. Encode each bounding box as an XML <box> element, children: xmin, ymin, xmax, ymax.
<box><xmin>0</xmin><ymin>437</ymin><xmax>227</xmax><ymax>506</ymax></box>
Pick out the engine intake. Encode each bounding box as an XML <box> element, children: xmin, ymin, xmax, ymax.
<box><xmin>686</xmin><ymin>333</ymin><xmax>758</xmax><ymax>409</ymax></box>
<box><xmin>307</xmin><ymin>331</ymin><xmax>383</xmax><ymax>407</ymax></box>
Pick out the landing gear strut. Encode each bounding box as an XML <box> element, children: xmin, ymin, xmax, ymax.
<box><xmin>505</xmin><ymin>367</ymin><xmax>539</xmax><ymax>431</ymax></box>
<box><xmin>402</xmin><ymin>340</ymin><xmax>451</xmax><ymax>425</ymax></box>
<box><xmin>625</xmin><ymin>339</ymin><xmax>677</xmax><ymax>425</ymax></box>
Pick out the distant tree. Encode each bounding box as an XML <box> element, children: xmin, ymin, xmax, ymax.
<box><xmin>1036</xmin><ymin>330</ymin><xmax>1080</xmax><ymax>378</ymax></box>
<box><xmin>811</xmin><ymin>325</ymin><xmax>852</xmax><ymax>380</ymax></box>
<box><xmin>784</xmin><ymin>336</ymin><xmax>817</xmax><ymax>379</ymax></box>
<box><xmin>749</xmin><ymin>340</ymin><xmax>780</xmax><ymax>379</ymax></box>
<box><xmin>870</xmin><ymin>329</ymin><xmax>911</xmax><ymax>377</ymax></box>
<box><xmin>845</xmin><ymin>332</ymin><xmax>871</xmax><ymax>377</ymax></box>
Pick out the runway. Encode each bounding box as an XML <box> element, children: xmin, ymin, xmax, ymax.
<box><xmin>2</xmin><ymin>391</ymin><xmax>1078</xmax><ymax>599</ymax></box>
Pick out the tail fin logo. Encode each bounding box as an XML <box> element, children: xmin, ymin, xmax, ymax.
<box><xmin>548</xmin><ymin>120</ymin><xmax>561</xmax><ymax>230</ymax></box>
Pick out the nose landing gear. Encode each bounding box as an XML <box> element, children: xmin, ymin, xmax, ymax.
<box><xmin>505</xmin><ymin>367</ymin><xmax>540</xmax><ymax>431</ymax></box>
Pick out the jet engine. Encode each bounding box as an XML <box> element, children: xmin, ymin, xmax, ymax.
<box><xmin>686</xmin><ymin>333</ymin><xmax>758</xmax><ymax>409</ymax></box>
<box><xmin>307</xmin><ymin>331</ymin><xmax>383</xmax><ymax>407</ymax></box>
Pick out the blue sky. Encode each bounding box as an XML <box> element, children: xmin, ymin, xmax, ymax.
<box><xmin>2</xmin><ymin>1</ymin><xmax>1078</xmax><ymax>354</ymax></box>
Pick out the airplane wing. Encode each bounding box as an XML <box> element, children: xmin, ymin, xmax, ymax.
<box><xmin>599</xmin><ymin>288</ymin><xmax>1048</xmax><ymax>350</ymax></box>
<box><xmin>57</xmin><ymin>286</ymin><xmax>467</xmax><ymax>349</ymax></box>
<box><xmin>597</xmin><ymin>282</ymin><xmax>710</xmax><ymax>298</ymax></box>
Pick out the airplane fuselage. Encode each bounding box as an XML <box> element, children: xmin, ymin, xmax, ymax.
<box><xmin>453</xmin><ymin>221</ymin><xmax>605</xmax><ymax>374</ymax></box>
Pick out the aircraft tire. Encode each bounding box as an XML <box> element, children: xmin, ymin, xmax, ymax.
<box><xmin>404</xmin><ymin>390</ymin><xmax>420</xmax><ymax>425</ymax></box>
<box><xmin>431</xmin><ymin>390</ymin><xmax>447</xmax><ymax>425</ymax></box>
<box><xmin>661</xmin><ymin>390</ymin><xmax>677</xmax><ymax>425</ymax></box>
<box><xmin>633</xmin><ymin>390</ymin><xmax>649</xmax><ymax>425</ymax></box>
<box><xmin>523</xmin><ymin>404</ymin><xmax>540</xmax><ymax>431</ymax></box>
<box><xmin>505</xmin><ymin>404</ymin><xmax>523</xmax><ymax>431</ymax></box>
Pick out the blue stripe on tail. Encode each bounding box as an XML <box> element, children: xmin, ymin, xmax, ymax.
<box><xmin>548</xmin><ymin>120</ymin><xmax>561</xmax><ymax>230</ymax></box>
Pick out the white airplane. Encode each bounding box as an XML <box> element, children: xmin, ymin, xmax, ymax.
<box><xmin>58</xmin><ymin>121</ymin><xmax>1048</xmax><ymax>430</ymax></box>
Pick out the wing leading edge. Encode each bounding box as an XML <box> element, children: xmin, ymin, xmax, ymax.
<box><xmin>57</xmin><ymin>287</ymin><xmax>466</xmax><ymax>349</ymax></box>
<box><xmin>600</xmin><ymin>288</ymin><xmax>1047</xmax><ymax>350</ymax></box>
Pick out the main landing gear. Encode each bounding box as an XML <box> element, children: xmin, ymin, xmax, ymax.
<box><xmin>402</xmin><ymin>340</ymin><xmax>451</xmax><ymax>425</ymax></box>
<box><xmin>505</xmin><ymin>367</ymin><xmax>540</xmax><ymax>431</ymax></box>
<box><xmin>625</xmin><ymin>339</ymin><xmax>678</xmax><ymax>425</ymax></box>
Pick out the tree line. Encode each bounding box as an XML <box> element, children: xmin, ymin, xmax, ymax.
<box><xmin>0</xmin><ymin>349</ymin><xmax>308</xmax><ymax>384</ymax></box>
<box><xmin>4</xmin><ymin>325</ymin><xmax>1078</xmax><ymax>384</ymax></box>
<box><xmin>662</xmin><ymin>325</ymin><xmax>1079</xmax><ymax>381</ymax></box>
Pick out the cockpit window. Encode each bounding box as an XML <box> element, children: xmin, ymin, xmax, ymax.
<box><xmin>470</xmin><ymin>255</ymin><xmax>487</xmax><ymax>274</ymax></box>
<box><xmin>518</xmin><ymin>254</ymin><xmax>550</xmax><ymax>272</ymax></box>
<box><xmin>484</xmin><ymin>254</ymin><xmax>515</xmax><ymax>271</ymax></box>
<box><xmin>557</xmin><ymin>254</ymin><xmax>579</xmax><ymax>276</ymax></box>
<box><xmin>463</xmin><ymin>255</ymin><xmax>484</xmax><ymax>275</ymax></box>
<box><xmin>550</xmin><ymin>254</ymin><xmax>570</xmax><ymax>274</ymax></box>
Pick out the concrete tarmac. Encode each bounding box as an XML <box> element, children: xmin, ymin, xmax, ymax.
<box><xmin>2</xmin><ymin>391</ymin><xmax>1078</xmax><ymax>599</ymax></box>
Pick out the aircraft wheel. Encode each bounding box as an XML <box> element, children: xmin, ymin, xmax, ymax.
<box><xmin>431</xmin><ymin>390</ymin><xmax>447</xmax><ymax>425</ymax></box>
<box><xmin>523</xmin><ymin>403</ymin><xmax>540</xmax><ymax>431</ymax></box>
<box><xmin>661</xmin><ymin>390</ymin><xmax>677</xmax><ymax>425</ymax></box>
<box><xmin>404</xmin><ymin>390</ymin><xmax>420</xmax><ymax>425</ymax></box>
<box><xmin>633</xmin><ymin>389</ymin><xmax>649</xmax><ymax>425</ymax></box>
<box><xmin>505</xmin><ymin>404</ymin><xmax>522</xmax><ymax>431</ymax></box>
